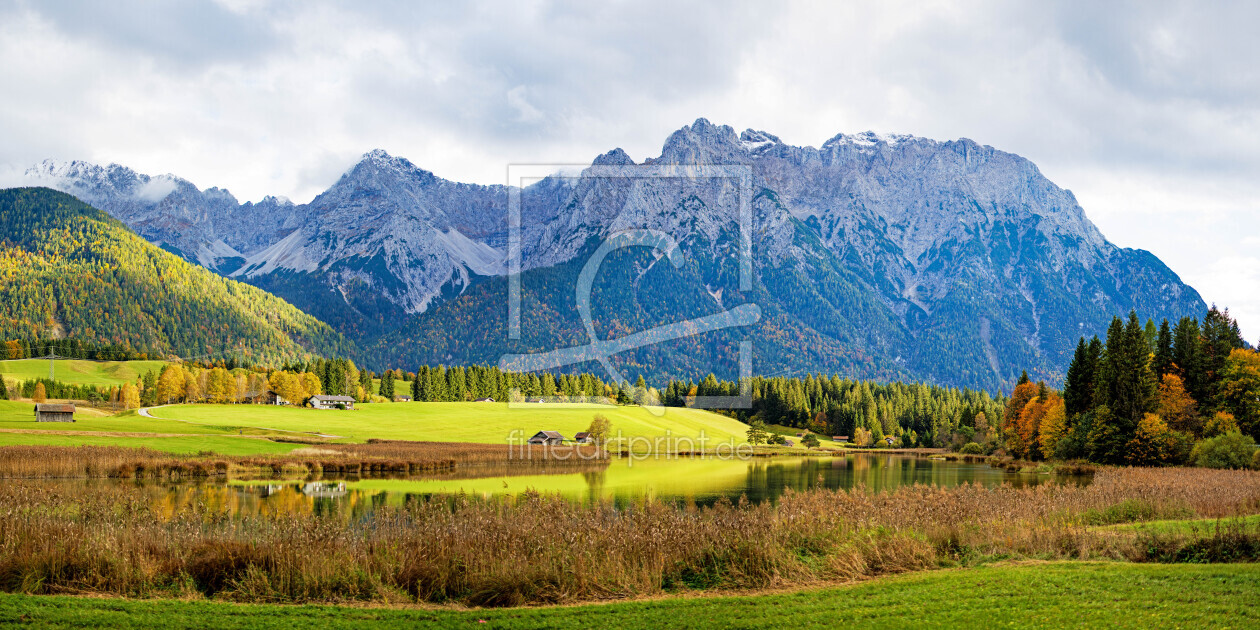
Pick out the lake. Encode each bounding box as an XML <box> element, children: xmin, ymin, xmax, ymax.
<box><xmin>88</xmin><ymin>453</ymin><xmax>1083</xmax><ymax>519</ymax></box>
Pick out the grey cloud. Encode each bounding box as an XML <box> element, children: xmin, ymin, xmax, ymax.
<box><xmin>19</xmin><ymin>0</ymin><xmax>279</xmax><ymax>68</ymax></box>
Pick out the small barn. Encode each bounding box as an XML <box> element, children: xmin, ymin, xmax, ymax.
<box><xmin>574</xmin><ymin>431</ymin><xmax>593</xmax><ymax>444</ymax></box>
<box><xmin>474</xmin><ymin>397</ymin><xmax>495</xmax><ymax>402</ymax></box>
<box><xmin>394</xmin><ymin>395</ymin><xmax>412</xmax><ymax>402</ymax></box>
<box><xmin>310</xmin><ymin>395</ymin><xmax>356</xmax><ymax>410</ymax></box>
<box><xmin>784</xmin><ymin>439</ymin><xmax>795</xmax><ymax>447</ymax></box>
<box><xmin>884</xmin><ymin>436</ymin><xmax>896</xmax><ymax>446</ymax></box>
<box><xmin>527</xmin><ymin>430</ymin><xmax>565</xmax><ymax>445</ymax></box>
<box><xmin>35</xmin><ymin>403</ymin><xmax>75</xmax><ymax>423</ymax></box>
<box><xmin>833</xmin><ymin>435</ymin><xmax>849</xmax><ymax>443</ymax></box>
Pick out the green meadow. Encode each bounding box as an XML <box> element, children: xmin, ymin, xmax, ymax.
<box><xmin>148</xmin><ymin>401</ymin><xmax>752</xmax><ymax>448</ymax></box>
<box><xmin>0</xmin><ymin>358</ymin><xmax>168</xmax><ymax>387</ymax></box>
<box><xmin>0</xmin><ymin>562</ymin><xmax>1255</xmax><ymax>629</ymax></box>
<box><xmin>0</xmin><ymin>399</ymin><xmax>754</xmax><ymax>455</ymax></box>
<box><xmin>0</xmin><ymin>400</ymin><xmax>299</xmax><ymax>455</ymax></box>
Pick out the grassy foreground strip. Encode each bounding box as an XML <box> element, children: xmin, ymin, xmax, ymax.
<box><xmin>0</xmin><ymin>563</ymin><xmax>1256</xmax><ymax>629</ymax></box>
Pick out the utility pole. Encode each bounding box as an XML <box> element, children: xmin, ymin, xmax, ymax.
<box><xmin>29</xmin><ymin>353</ymin><xmax>72</xmax><ymax>381</ymax></box>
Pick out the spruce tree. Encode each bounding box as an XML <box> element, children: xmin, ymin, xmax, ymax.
<box><xmin>1173</xmin><ymin>316</ymin><xmax>1204</xmax><ymax>401</ymax></box>
<box><xmin>1202</xmin><ymin>306</ymin><xmax>1246</xmax><ymax>405</ymax></box>
<box><xmin>1063</xmin><ymin>338</ymin><xmax>1091</xmax><ymax>416</ymax></box>
<box><xmin>1104</xmin><ymin>313</ymin><xmax>1157</xmax><ymax>428</ymax></box>
<box><xmin>380</xmin><ymin>370</ymin><xmax>395</xmax><ymax>399</ymax></box>
<box><xmin>1093</xmin><ymin>317</ymin><xmax>1124</xmax><ymax>412</ymax></box>
<box><xmin>1154</xmin><ymin>319</ymin><xmax>1174</xmax><ymax>379</ymax></box>
<box><xmin>1144</xmin><ymin>318</ymin><xmax>1159</xmax><ymax>353</ymax></box>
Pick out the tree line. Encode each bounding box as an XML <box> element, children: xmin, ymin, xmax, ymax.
<box><xmin>1004</xmin><ymin>307</ymin><xmax>1259</xmax><ymax>467</ymax></box>
<box><xmin>658</xmin><ymin>374</ymin><xmax>1004</xmax><ymax>448</ymax></box>
<box><xmin>0</xmin><ymin>337</ymin><xmax>152</xmax><ymax>361</ymax></box>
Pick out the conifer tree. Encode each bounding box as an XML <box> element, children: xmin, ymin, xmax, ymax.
<box><xmin>412</xmin><ymin>366</ymin><xmax>425</xmax><ymax>401</ymax></box>
<box><xmin>1173</xmin><ymin>316</ymin><xmax>1204</xmax><ymax>400</ymax></box>
<box><xmin>1099</xmin><ymin>313</ymin><xmax>1157</xmax><ymax>429</ymax></box>
<box><xmin>1063</xmin><ymin>337</ymin><xmax>1097</xmax><ymax>416</ymax></box>
<box><xmin>380</xmin><ymin>370</ymin><xmax>395</xmax><ymax>399</ymax></box>
<box><xmin>1154</xmin><ymin>319</ymin><xmax>1174</xmax><ymax>379</ymax></box>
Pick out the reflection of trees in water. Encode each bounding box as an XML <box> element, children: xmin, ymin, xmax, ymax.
<box><xmin>112</xmin><ymin>455</ymin><xmax>1073</xmax><ymax>518</ymax></box>
<box><xmin>581</xmin><ymin>470</ymin><xmax>606</xmax><ymax>502</ymax></box>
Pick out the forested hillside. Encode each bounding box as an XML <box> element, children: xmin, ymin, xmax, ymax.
<box><xmin>0</xmin><ymin>188</ymin><xmax>350</xmax><ymax>364</ymax></box>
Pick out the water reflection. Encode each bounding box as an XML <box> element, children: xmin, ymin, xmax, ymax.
<box><xmin>86</xmin><ymin>454</ymin><xmax>1086</xmax><ymax>519</ymax></box>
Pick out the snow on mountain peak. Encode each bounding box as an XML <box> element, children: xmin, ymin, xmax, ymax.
<box><xmin>739</xmin><ymin>129</ymin><xmax>782</xmax><ymax>153</ymax></box>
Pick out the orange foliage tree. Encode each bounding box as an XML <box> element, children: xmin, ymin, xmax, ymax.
<box><xmin>1002</xmin><ymin>381</ymin><xmax>1040</xmax><ymax>456</ymax></box>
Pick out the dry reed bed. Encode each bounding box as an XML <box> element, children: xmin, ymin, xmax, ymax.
<box><xmin>0</xmin><ymin>467</ymin><xmax>1257</xmax><ymax>606</ymax></box>
<box><xmin>0</xmin><ymin>442</ymin><xmax>607</xmax><ymax>480</ymax></box>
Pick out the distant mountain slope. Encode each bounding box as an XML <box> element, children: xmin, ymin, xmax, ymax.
<box><xmin>21</xmin><ymin>121</ymin><xmax>1206</xmax><ymax>389</ymax></box>
<box><xmin>0</xmin><ymin>188</ymin><xmax>350</xmax><ymax>363</ymax></box>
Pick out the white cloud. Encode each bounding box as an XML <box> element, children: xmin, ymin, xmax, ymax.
<box><xmin>134</xmin><ymin>177</ymin><xmax>178</xmax><ymax>203</ymax></box>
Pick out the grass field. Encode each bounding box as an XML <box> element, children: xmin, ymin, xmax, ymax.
<box><xmin>1104</xmin><ymin>513</ymin><xmax>1260</xmax><ymax>534</ymax></box>
<box><xmin>0</xmin><ymin>399</ymin><xmax>753</xmax><ymax>455</ymax></box>
<box><xmin>0</xmin><ymin>562</ymin><xmax>1255</xmax><ymax>629</ymax></box>
<box><xmin>0</xmin><ymin>359</ymin><xmax>168</xmax><ymax>387</ymax></box>
<box><xmin>148</xmin><ymin>401</ymin><xmax>752</xmax><ymax>448</ymax></box>
<box><xmin>0</xmin><ymin>401</ymin><xmax>301</xmax><ymax>455</ymax></box>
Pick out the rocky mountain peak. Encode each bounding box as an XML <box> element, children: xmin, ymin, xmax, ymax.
<box><xmin>652</xmin><ymin>117</ymin><xmax>748</xmax><ymax>164</ymax></box>
<box><xmin>591</xmin><ymin>147</ymin><xmax>636</xmax><ymax>167</ymax></box>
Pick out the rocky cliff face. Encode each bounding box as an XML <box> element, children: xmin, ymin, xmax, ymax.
<box><xmin>22</xmin><ymin>120</ymin><xmax>1206</xmax><ymax>389</ymax></box>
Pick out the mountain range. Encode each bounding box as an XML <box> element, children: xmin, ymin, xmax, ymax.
<box><xmin>15</xmin><ymin>119</ymin><xmax>1206</xmax><ymax>390</ymax></box>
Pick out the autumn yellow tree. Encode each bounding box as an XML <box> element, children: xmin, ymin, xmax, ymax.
<box><xmin>853</xmin><ymin>426</ymin><xmax>873</xmax><ymax>447</ymax></box>
<box><xmin>302</xmin><ymin>372</ymin><xmax>323</xmax><ymax>398</ymax></box>
<box><xmin>268</xmin><ymin>371</ymin><xmax>304</xmax><ymax>405</ymax></box>
<box><xmin>156</xmin><ymin>365</ymin><xmax>185</xmax><ymax>404</ymax></box>
<box><xmin>1125</xmin><ymin>413</ymin><xmax>1178</xmax><ymax>466</ymax></box>
<box><xmin>1204</xmin><ymin>411</ymin><xmax>1239</xmax><ymax>437</ymax></box>
<box><xmin>1218</xmin><ymin>348</ymin><xmax>1260</xmax><ymax>438</ymax></box>
<box><xmin>1038</xmin><ymin>400</ymin><xmax>1068</xmax><ymax>459</ymax></box>
<box><xmin>1157</xmin><ymin>373</ymin><xmax>1200</xmax><ymax>435</ymax></box>
<box><xmin>234</xmin><ymin>373</ymin><xmax>248</xmax><ymax>402</ymax></box>
<box><xmin>207</xmin><ymin>367</ymin><xmax>236</xmax><ymax>403</ymax></box>
<box><xmin>32</xmin><ymin>382</ymin><xmax>46</xmax><ymax>403</ymax></box>
<box><xmin>120</xmin><ymin>382</ymin><xmax>140</xmax><ymax>409</ymax></box>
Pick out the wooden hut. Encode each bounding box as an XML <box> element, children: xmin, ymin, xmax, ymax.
<box><xmin>527</xmin><ymin>431</ymin><xmax>565</xmax><ymax>445</ymax></box>
<box><xmin>35</xmin><ymin>403</ymin><xmax>75</xmax><ymax>423</ymax></box>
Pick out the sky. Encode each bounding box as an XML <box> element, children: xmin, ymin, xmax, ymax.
<box><xmin>0</xmin><ymin>0</ymin><xmax>1257</xmax><ymax>340</ymax></box>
